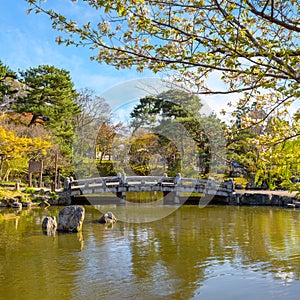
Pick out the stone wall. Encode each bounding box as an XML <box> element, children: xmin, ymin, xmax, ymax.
<box><xmin>230</xmin><ymin>192</ymin><xmax>298</xmax><ymax>207</ymax></box>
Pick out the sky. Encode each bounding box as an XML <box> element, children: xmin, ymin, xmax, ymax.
<box><xmin>0</xmin><ymin>0</ymin><xmax>236</xmax><ymax>121</ymax></box>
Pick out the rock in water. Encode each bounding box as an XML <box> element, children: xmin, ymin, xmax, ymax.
<box><xmin>98</xmin><ymin>212</ymin><xmax>117</xmax><ymax>224</ymax></box>
<box><xmin>11</xmin><ymin>202</ymin><xmax>22</xmax><ymax>209</ymax></box>
<box><xmin>42</xmin><ymin>216</ymin><xmax>57</xmax><ymax>236</ymax></box>
<box><xmin>57</xmin><ymin>205</ymin><xmax>85</xmax><ymax>232</ymax></box>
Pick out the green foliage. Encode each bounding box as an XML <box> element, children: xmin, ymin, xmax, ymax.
<box><xmin>226</xmin><ymin>101</ymin><xmax>300</xmax><ymax>193</ymax></box>
<box><xmin>246</xmin><ymin>110</ymin><xmax>300</xmax><ymax>191</ymax></box>
<box><xmin>14</xmin><ymin>65</ymin><xmax>81</xmax><ymax>158</ymax></box>
<box><xmin>130</xmin><ymin>89</ymin><xmax>225</xmax><ymax>177</ymax></box>
<box><xmin>49</xmin><ymin>192</ymin><xmax>59</xmax><ymax>200</ymax></box>
<box><xmin>96</xmin><ymin>160</ymin><xmax>117</xmax><ymax>177</ymax></box>
<box><xmin>166</xmin><ymin>158</ymin><xmax>182</xmax><ymax>177</ymax></box>
<box><xmin>254</xmin><ymin>138</ymin><xmax>300</xmax><ymax>191</ymax></box>
<box><xmin>22</xmin><ymin>187</ymin><xmax>36</xmax><ymax>194</ymax></box>
<box><xmin>73</xmin><ymin>156</ymin><xmax>99</xmax><ymax>179</ymax></box>
<box><xmin>130</xmin><ymin>90</ymin><xmax>203</xmax><ymax>129</ymax></box>
<box><xmin>227</xmin><ymin>126</ymin><xmax>258</xmax><ymax>177</ymax></box>
<box><xmin>2</xmin><ymin>157</ymin><xmax>28</xmax><ymax>182</ymax></box>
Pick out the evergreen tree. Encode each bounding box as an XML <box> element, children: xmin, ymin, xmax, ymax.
<box><xmin>14</xmin><ymin>65</ymin><xmax>81</xmax><ymax>157</ymax></box>
<box><xmin>130</xmin><ymin>90</ymin><xmax>225</xmax><ymax>176</ymax></box>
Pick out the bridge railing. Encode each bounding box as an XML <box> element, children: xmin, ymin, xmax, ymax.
<box><xmin>66</xmin><ymin>174</ymin><xmax>234</xmax><ymax>195</ymax></box>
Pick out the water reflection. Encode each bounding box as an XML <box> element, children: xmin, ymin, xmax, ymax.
<box><xmin>56</xmin><ymin>231</ymin><xmax>84</xmax><ymax>251</ymax></box>
<box><xmin>1</xmin><ymin>206</ymin><xmax>300</xmax><ymax>299</ymax></box>
<box><xmin>93</xmin><ymin>203</ymin><xmax>181</xmax><ymax>223</ymax></box>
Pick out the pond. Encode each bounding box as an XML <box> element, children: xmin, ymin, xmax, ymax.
<box><xmin>1</xmin><ymin>205</ymin><xmax>300</xmax><ymax>300</ymax></box>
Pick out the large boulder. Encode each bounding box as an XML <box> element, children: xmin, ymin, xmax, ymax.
<box><xmin>57</xmin><ymin>205</ymin><xmax>85</xmax><ymax>232</ymax></box>
<box><xmin>98</xmin><ymin>212</ymin><xmax>117</xmax><ymax>224</ymax></box>
<box><xmin>42</xmin><ymin>216</ymin><xmax>57</xmax><ymax>236</ymax></box>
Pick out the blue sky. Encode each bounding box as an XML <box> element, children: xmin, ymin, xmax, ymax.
<box><xmin>0</xmin><ymin>1</ymin><xmax>155</xmax><ymax>92</ymax></box>
<box><xmin>0</xmin><ymin>0</ymin><xmax>236</xmax><ymax>120</ymax></box>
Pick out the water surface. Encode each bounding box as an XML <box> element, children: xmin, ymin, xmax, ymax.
<box><xmin>1</xmin><ymin>205</ymin><xmax>300</xmax><ymax>299</ymax></box>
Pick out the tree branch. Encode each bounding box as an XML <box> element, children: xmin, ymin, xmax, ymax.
<box><xmin>246</xmin><ymin>0</ymin><xmax>300</xmax><ymax>32</ymax></box>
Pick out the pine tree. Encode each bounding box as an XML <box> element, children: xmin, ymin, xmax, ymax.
<box><xmin>14</xmin><ymin>65</ymin><xmax>81</xmax><ymax>157</ymax></box>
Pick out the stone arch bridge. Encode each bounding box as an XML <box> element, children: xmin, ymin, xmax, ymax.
<box><xmin>63</xmin><ymin>174</ymin><xmax>234</xmax><ymax>205</ymax></box>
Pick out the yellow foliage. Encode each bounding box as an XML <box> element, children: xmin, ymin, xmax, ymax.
<box><xmin>0</xmin><ymin>125</ymin><xmax>51</xmax><ymax>159</ymax></box>
<box><xmin>0</xmin><ymin>187</ymin><xmax>23</xmax><ymax>199</ymax></box>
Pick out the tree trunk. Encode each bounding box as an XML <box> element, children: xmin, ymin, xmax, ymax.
<box><xmin>28</xmin><ymin>114</ymin><xmax>38</xmax><ymax>127</ymax></box>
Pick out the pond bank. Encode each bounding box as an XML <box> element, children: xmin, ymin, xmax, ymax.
<box><xmin>228</xmin><ymin>189</ymin><xmax>298</xmax><ymax>207</ymax></box>
<box><xmin>181</xmin><ymin>189</ymin><xmax>298</xmax><ymax>207</ymax></box>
